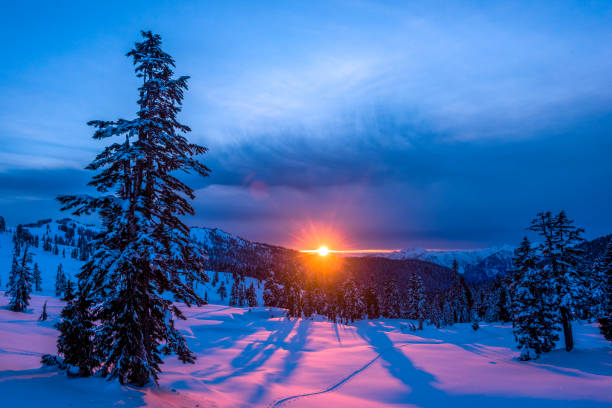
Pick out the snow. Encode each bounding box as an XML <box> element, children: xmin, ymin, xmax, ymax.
<box><xmin>384</xmin><ymin>245</ymin><xmax>515</xmax><ymax>273</ymax></box>
<box><xmin>1</xmin><ymin>293</ymin><xmax>611</xmax><ymax>407</ymax></box>
<box><xmin>0</xmin><ymin>230</ymin><xmax>83</xmax><ymax>297</ymax></box>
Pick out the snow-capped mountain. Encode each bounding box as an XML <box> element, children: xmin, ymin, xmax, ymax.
<box><xmin>379</xmin><ymin>245</ymin><xmax>516</xmax><ymax>281</ymax></box>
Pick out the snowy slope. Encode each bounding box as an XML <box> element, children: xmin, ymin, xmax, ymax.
<box><xmin>1</xmin><ymin>223</ymin><xmax>264</xmax><ymax>307</ymax></box>
<box><xmin>0</xmin><ymin>230</ymin><xmax>83</xmax><ymax>297</ymax></box>
<box><xmin>1</xmin><ymin>294</ymin><xmax>611</xmax><ymax>407</ymax></box>
<box><xmin>384</xmin><ymin>245</ymin><xmax>515</xmax><ymax>271</ymax></box>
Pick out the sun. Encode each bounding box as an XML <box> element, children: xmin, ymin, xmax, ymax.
<box><xmin>317</xmin><ymin>245</ymin><xmax>330</xmax><ymax>256</ymax></box>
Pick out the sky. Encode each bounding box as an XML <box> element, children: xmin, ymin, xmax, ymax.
<box><xmin>1</xmin><ymin>0</ymin><xmax>611</xmax><ymax>250</ymax></box>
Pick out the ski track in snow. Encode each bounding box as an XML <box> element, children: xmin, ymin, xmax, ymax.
<box><xmin>269</xmin><ymin>345</ymin><xmax>406</xmax><ymax>407</ymax></box>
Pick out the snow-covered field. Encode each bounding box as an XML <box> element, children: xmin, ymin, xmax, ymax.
<box><xmin>1</xmin><ymin>293</ymin><xmax>611</xmax><ymax>408</ymax></box>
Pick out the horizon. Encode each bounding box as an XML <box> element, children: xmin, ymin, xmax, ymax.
<box><xmin>1</xmin><ymin>1</ymin><xmax>611</xmax><ymax>250</ymax></box>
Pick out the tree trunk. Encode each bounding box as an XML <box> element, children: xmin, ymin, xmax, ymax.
<box><xmin>560</xmin><ymin>306</ymin><xmax>574</xmax><ymax>351</ymax></box>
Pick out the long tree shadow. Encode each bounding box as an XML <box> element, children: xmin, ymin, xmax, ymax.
<box><xmin>355</xmin><ymin>321</ymin><xmax>605</xmax><ymax>408</ymax></box>
<box><xmin>202</xmin><ymin>318</ymin><xmax>298</xmax><ymax>384</ymax></box>
<box><xmin>248</xmin><ymin>318</ymin><xmax>312</xmax><ymax>405</ymax></box>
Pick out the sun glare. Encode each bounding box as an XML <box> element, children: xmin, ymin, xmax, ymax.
<box><xmin>317</xmin><ymin>246</ymin><xmax>329</xmax><ymax>256</ymax></box>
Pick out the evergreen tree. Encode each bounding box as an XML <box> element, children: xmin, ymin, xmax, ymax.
<box><xmin>33</xmin><ymin>263</ymin><xmax>42</xmax><ymax>292</ymax></box>
<box><xmin>263</xmin><ymin>277</ymin><xmax>281</xmax><ymax>307</ymax></box>
<box><xmin>217</xmin><ymin>282</ymin><xmax>227</xmax><ymax>302</ymax></box>
<box><xmin>246</xmin><ymin>283</ymin><xmax>257</xmax><ymax>308</ymax></box>
<box><xmin>381</xmin><ymin>278</ymin><xmax>401</xmax><ymax>318</ymax></box>
<box><xmin>511</xmin><ymin>238</ymin><xmax>557</xmax><ymax>360</ymax></box>
<box><xmin>57</xmin><ymin>31</ymin><xmax>210</xmax><ymax>386</ymax></box>
<box><xmin>229</xmin><ymin>280</ymin><xmax>238</xmax><ymax>306</ymax></box>
<box><xmin>596</xmin><ymin>240</ymin><xmax>612</xmax><ymax>340</ymax></box>
<box><xmin>55</xmin><ymin>264</ymin><xmax>66</xmax><ymax>298</ymax></box>
<box><xmin>0</xmin><ymin>215</ymin><xmax>5</xmax><ymax>232</ymax></box>
<box><xmin>6</xmin><ymin>240</ymin><xmax>20</xmax><ymax>296</ymax></box>
<box><xmin>529</xmin><ymin>211</ymin><xmax>585</xmax><ymax>351</ymax></box>
<box><xmin>363</xmin><ymin>280</ymin><xmax>380</xmax><ymax>319</ymax></box>
<box><xmin>413</xmin><ymin>273</ymin><xmax>426</xmax><ymax>329</ymax></box>
<box><xmin>56</xmin><ymin>289</ymin><xmax>97</xmax><ymax>376</ymax></box>
<box><xmin>7</xmin><ymin>246</ymin><xmax>33</xmax><ymax>312</ymax></box>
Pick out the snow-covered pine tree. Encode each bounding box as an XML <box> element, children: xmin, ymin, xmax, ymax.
<box><xmin>413</xmin><ymin>273</ymin><xmax>426</xmax><ymax>329</ymax></box>
<box><xmin>33</xmin><ymin>262</ymin><xmax>42</xmax><ymax>292</ymax></box>
<box><xmin>57</xmin><ymin>31</ymin><xmax>210</xmax><ymax>386</ymax></box>
<box><xmin>363</xmin><ymin>280</ymin><xmax>380</xmax><ymax>320</ymax></box>
<box><xmin>246</xmin><ymin>282</ymin><xmax>257</xmax><ymax>308</ymax></box>
<box><xmin>7</xmin><ymin>245</ymin><xmax>33</xmax><ymax>312</ymax></box>
<box><xmin>6</xmin><ymin>240</ymin><xmax>20</xmax><ymax>296</ymax></box>
<box><xmin>596</xmin><ymin>239</ymin><xmax>612</xmax><ymax>340</ymax></box>
<box><xmin>238</xmin><ymin>282</ymin><xmax>246</xmax><ymax>307</ymax></box>
<box><xmin>229</xmin><ymin>280</ymin><xmax>238</xmax><ymax>306</ymax></box>
<box><xmin>529</xmin><ymin>211</ymin><xmax>585</xmax><ymax>351</ymax></box>
<box><xmin>263</xmin><ymin>275</ymin><xmax>281</xmax><ymax>307</ymax></box>
<box><xmin>381</xmin><ymin>278</ymin><xmax>401</xmax><ymax>318</ymax></box>
<box><xmin>55</xmin><ymin>264</ymin><xmax>66</xmax><ymax>298</ymax></box>
<box><xmin>511</xmin><ymin>237</ymin><xmax>557</xmax><ymax>360</ymax></box>
<box><xmin>217</xmin><ymin>281</ymin><xmax>227</xmax><ymax>302</ymax></box>
<box><xmin>56</xmin><ymin>289</ymin><xmax>97</xmax><ymax>376</ymax></box>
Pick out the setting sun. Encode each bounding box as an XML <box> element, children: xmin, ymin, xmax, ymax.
<box><xmin>317</xmin><ymin>245</ymin><xmax>329</xmax><ymax>256</ymax></box>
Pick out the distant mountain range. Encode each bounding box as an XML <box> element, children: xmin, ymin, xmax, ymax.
<box><xmin>378</xmin><ymin>246</ymin><xmax>516</xmax><ymax>282</ymax></box>
<box><xmin>6</xmin><ymin>218</ymin><xmax>610</xmax><ymax>286</ymax></box>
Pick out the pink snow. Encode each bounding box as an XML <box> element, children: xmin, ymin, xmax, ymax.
<box><xmin>1</xmin><ymin>294</ymin><xmax>611</xmax><ymax>407</ymax></box>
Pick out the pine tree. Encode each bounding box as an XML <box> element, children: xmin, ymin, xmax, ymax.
<box><xmin>511</xmin><ymin>237</ymin><xmax>557</xmax><ymax>360</ymax></box>
<box><xmin>263</xmin><ymin>277</ymin><xmax>281</xmax><ymax>307</ymax></box>
<box><xmin>246</xmin><ymin>283</ymin><xmax>257</xmax><ymax>308</ymax></box>
<box><xmin>57</xmin><ymin>31</ymin><xmax>210</xmax><ymax>386</ymax></box>
<box><xmin>8</xmin><ymin>246</ymin><xmax>33</xmax><ymax>312</ymax></box>
<box><xmin>596</xmin><ymin>240</ymin><xmax>612</xmax><ymax>340</ymax></box>
<box><xmin>413</xmin><ymin>273</ymin><xmax>426</xmax><ymax>329</ymax></box>
<box><xmin>529</xmin><ymin>211</ymin><xmax>585</xmax><ymax>352</ymax></box>
<box><xmin>39</xmin><ymin>301</ymin><xmax>48</xmax><ymax>321</ymax></box>
<box><xmin>55</xmin><ymin>264</ymin><xmax>66</xmax><ymax>298</ymax></box>
<box><xmin>217</xmin><ymin>282</ymin><xmax>227</xmax><ymax>302</ymax></box>
<box><xmin>229</xmin><ymin>280</ymin><xmax>238</xmax><ymax>306</ymax></box>
<box><xmin>56</xmin><ymin>289</ymin><xmax>97</xmax><ymax>376</ymax></box>
<box><xmin>33</xmin><ymin>263</ymin><xmax>42</xmax><ymax>292</ymax></box>
<box><xmin>6</xmin><ymin>240</ymin><xmax>20</xmax><ymax>296</ymax></box>
<box><xmin>0</xmin><ymin>215</ymin><xmax>5</xmax><ymax>232</ymax></box>
<box><xmin>381</xmin><ymin>278</ymin><xmax>401</xmax><ymax>318</ymax></box>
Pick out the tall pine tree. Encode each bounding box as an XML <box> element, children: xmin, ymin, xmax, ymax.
<box><xmin>529</xmin><ymin>211</ymin><xmax>585</xmax><ymax>351</ymax></box>
<box><xmin>7</xmin><ymin>245</ymin><xmax>33</xmax><ymax>312</ymax></box>
<box><xmin>511</xmin><ymin>237</ymin><xmax>559</xmax><ymax>360</ymax></box>
<box><xmin>33</xmin><ymin>263</ymin><xmax>42</xmax><ymax>292</ymax></box>
<box><xmin>596</xmin><ymin>240</ymin><xmax>612</xmax><ymax>340</ymax></box>
<box><xmin>57</xmin><ymin>31</ymin><xmax>210</xmax><ymax>386</ymax></box>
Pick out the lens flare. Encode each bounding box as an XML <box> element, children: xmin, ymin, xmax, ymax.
<box><xmin>317</xmin><ymin>246</ymin><xmax>329</xmax><ymax>256</ymax></box>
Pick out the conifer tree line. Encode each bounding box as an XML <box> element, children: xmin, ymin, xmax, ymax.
<box><xmin>51</xmin><ymin>31</ymin><xmax>210</xmax><ymax>386</ymax></box>
<box><xmin>503</xmin><ymin>211</ymin><xmax>612</xmax><ymax>360</ymax></box>
<box><xmin>264</xmin><ymin>262</ymin><xmax>438</xmax><ymax>325</ymax></box>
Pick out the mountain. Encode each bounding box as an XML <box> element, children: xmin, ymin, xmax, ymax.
<box><xmin>377</xmin><ymin>245</ymin><xmax>515</xmax><ymax>282</ymax></box>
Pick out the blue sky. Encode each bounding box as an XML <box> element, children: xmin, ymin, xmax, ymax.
<box><xmin>1</xmin><ymin>1</ymin><xmax>611</xmax><ymax>249</ymax></box>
